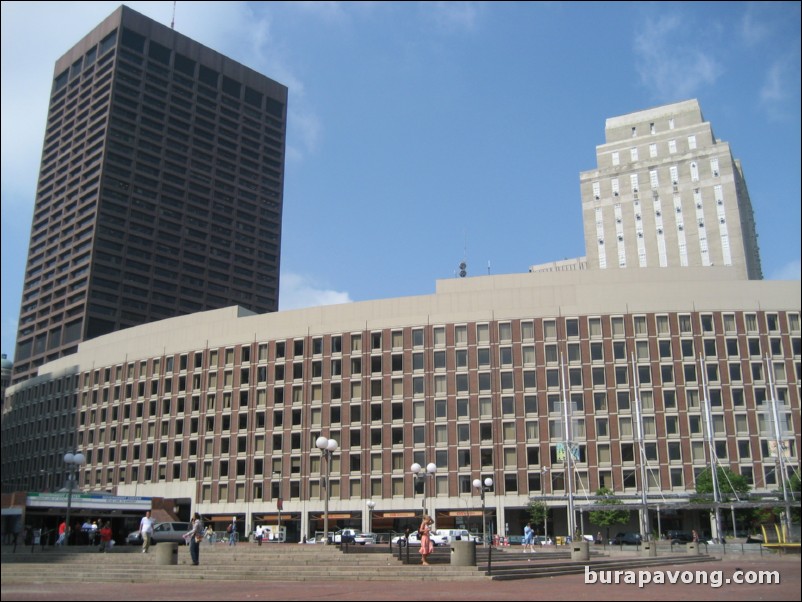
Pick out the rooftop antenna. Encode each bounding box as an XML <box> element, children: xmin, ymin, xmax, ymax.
<box><xmin>458</xmin><ymin>232</ymin><xmax>467</xmax><ymax>278</ymax></box>
<box><xmin>171</xmin><ymin>1</ymin><xmax>176</xmax><ymax>29</ymax></box>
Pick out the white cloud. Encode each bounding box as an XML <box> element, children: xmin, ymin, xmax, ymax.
<box><xmin>767</xmin><ymin>259</ymin><xmax>801</xmax><ymax>281</ymax></box>
<box><xmin>425</xmin><ymin>1</ymin><xmax>483</xmax><ymax>33</ymax></box>
<box><xmin>287</xmin><ymin>109</ymin><xmax>322</xmax><ymax>161</ymax></box>
<box><xmin>739</xmin><ymin>10</ymin><xmax>770</xmax><ymax>47</ymax></box>
<box><xmin>633</xmin><ymin>15</ymin><xmax>723</xmax><ymax>101</ymax></box>
<box><xmin>759</xmin><ymin>54</ymin><xmax>801</xmax><ymax>122</ymax></box>
<box><xmin>293</xmin><ymin>1</ymin><xmax>351</xmax><ymax>22</ymax></box>
<box><xmin>279</xmin><ymin>273</ymin><xmax>353</xmax><ymax>311</ymax></box>
<box><xmin>761</xmin><ymin>62</ymin><xmax>785</xmax><ymax>101</ymax></box>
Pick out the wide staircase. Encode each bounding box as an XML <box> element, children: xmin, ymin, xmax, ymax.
<box><xmin>0</xmin><ymin>542</ymin><xmax>719</xmax><ymax>584</ymax></box>
<box><xmin>481</xmin><ymin>546</ymin><xmax>719</xmax><ymax>580</ymax></box>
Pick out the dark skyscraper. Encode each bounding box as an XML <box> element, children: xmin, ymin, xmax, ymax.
<box><xmin>12</xmin><ymin>6</ymin><xmax>287</xmax><ymax>384</ymax></box>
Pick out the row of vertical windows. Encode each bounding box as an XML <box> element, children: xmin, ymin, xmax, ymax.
<box><xmin>68</xmin><ymin>312</ymin><xmax>801</xmax><ymax>388</ymax></box>
<box><xmin>595</xmin><ymin>156</ymin><xmax>721</xmax><ymax>197</ymax></box>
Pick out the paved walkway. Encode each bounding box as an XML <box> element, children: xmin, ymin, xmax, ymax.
<box><xmin>1</xmin><ymin>557</ymin><xmax>798</xmax><ymax>600</ymax></box>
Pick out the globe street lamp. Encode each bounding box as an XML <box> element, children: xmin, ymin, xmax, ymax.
<box><xmin>316</xmin><ymin>436</ymin><xmax>338</xmax><ymax>545</ymax></box>
<box><xmin>63</xmin><ymin>452</ymin><xmax>85</xmax><ymax>546</ymax></box>
<box><xmin>472</xmin><ymin>477</ymin><xmax>493</xmax><ymax>547</ymax></box>
<box><xmin>410</xmin><ymin>462</ymin><xmax>437</xmax><ymax>519</ymax></box>
<box><xmin>366</xmin><ymin>500</ymin><xmax>376</xmax><ymax>534</ymax></box>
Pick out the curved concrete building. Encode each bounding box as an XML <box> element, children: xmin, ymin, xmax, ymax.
<box><xmin>3</xmin><ymin>267</ymin><xmax>799</xmax><ymax>541</ymax></box>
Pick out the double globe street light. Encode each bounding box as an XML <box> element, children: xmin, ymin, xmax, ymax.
<box><xmin>63</xmin><ymin>452</ymin><xmax>86</xmax><ymax>546</ymax></box>
<box><xmin>410</xmin><ymin>462</ymin><xmax>437</xmax><ymax>520</ymax></box>
<box><xmin>472</xmin><ymin>477</ymin><xmax>494</xmax><ymax>547</ymax></box>
<box><xmin>315</xmin><ymin>437</ymin><xmax>338</xmax><ymax>545</ymax></box>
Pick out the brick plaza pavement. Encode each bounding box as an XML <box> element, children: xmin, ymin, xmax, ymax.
<box><xmin>1</xmin><ymin>557</ymin><xmax>798</xmax><ymax>601</ymax></box>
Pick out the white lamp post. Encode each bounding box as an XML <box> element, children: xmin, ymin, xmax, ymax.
<box><xmin>366</xmin><ymin>500</ymin><xmax>376</xmax><ymax>534</ymax></box>
<box><xmin>410</xmin><ymin>462</ymin><xmax>437</xmax><ymax>519</ymax></box>
<box><xmin>541</xmin><ymin>467</ymin><xmax>550</xmax><ymax>542</ymax></box>
<box><xmin>316</xmin><ymin>436</ymin><xmax>338</xmax><ymax>545</ymax></box>
<box><xmin>63</xmin><ymin>452</ymin><xmax>85</xmax><ymax>546</ymax></box>
<box><xmin>273</xmin><ymin>471</ymin><xmax>283</xmax><ymax>542</ymax></box>
<box><xmin>472</xmin><ymin>477</ymin><xmax>494</xmax><ymax>547</ymax></box>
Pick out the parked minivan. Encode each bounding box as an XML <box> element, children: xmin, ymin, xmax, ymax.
<box><xmin>435</xmin><ymin>529</ymin><xmax>479</xmax><ymax>544</ymax></box>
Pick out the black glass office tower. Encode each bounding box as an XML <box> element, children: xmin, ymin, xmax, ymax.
<box><xmin>13</xmin><ymin>6</ymin><xmax>287</xmax><ymax>383</ymax></box>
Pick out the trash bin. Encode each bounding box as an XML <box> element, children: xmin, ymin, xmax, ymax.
<box><xmin>571</xmin><ymin>540</ymin><xmax>590</xmax><ymax>561</ymax></box>
<box><xmin>450</xmin><ymin>540</ymin><xmax>477</xmax><ymax>566</ymax></box>
<box><xmin>155</xmin><ymin>542</ymin><xmax>178</xmax><ymax>565</ymax></box>
<box><xmin>687</xmin><ymin>542</ymin><xmax>700</xmax><ymax>555</ymax></box>
<box><xmin>642</xmin><ymin>541</ymin><xmax>657</xmax><ymax>557</ymax></box>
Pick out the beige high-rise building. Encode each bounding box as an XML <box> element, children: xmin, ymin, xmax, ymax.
<box><xmin>579</xmin><ymin>100</ymin><xmax>762</xmax><ymax>280</ymax></box>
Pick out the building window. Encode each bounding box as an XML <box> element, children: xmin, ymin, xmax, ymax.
<box><xmin>391</xmin><ymin>330</ymin><xmax>403</xmax><ymax>349</ymax></box>
<box><xmin>499</xmin><ymin>322</ymin><xmax>512</xmax><ymax>341</ymax></box>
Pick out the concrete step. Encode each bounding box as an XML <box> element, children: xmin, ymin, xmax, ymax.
<box><xmin>0</xmin><ymin>565</ymin><xmax>486</xmax><ymax>584</ymax></box>
<box><xmin>0</xmin><ymin>545</ymin><xmax>719</xmax><ymax>584</ymax></box>
<box><xmin>0</xmin><ymin>544</ymin><xmax>488</xmax><ymax>583</ymax></box>
<box><xmin>484</xmin><ymin>554</ymin><xmax>720</xmax><ymax>581</ymax></box>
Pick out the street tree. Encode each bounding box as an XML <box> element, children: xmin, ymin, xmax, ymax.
<box><xmin>588</xmin><ymin>487</ymin><xmax>630</xmax><ymax>541</ymax></box>
<box><xmin>526</xmin><ymin>500</ymin><xmax>548</xmax><ymax>536</ymax></box>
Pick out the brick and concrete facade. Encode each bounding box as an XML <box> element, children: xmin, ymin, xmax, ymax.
<box><xmin>3</xmin><ymin>268</ymin><xmax>799</xmax><ymax>541</ymax></box>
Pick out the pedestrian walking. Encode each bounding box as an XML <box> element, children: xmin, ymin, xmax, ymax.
<box><xmin>55</xmin><ymin>520</ymin><xmax>67</xmax><ymax>546</ymax></box>
<box><xmin>227</xmin><ymin>517</ymin><xmax>237</xmax><ymax>546</ymax></box>
<box><xmin>140</xmin><ymin>510</ymin><xmax>155</xmax><ymax>553</ymax></box>
<box><xmin>523</xmin><ymin>522</ymin><xmax>534</xmax><ymax>555</ymax></box>
<box><xmin>98</xmin><ymin>521</ymin><xmax>113</xmax><ymax>552</ymax></box>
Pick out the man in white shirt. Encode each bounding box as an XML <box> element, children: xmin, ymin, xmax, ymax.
<box><xmin>89</xmin><ymin>520</ymin><xmax>99</xmax><ymax>546</ymax></box>
<box><xmin>81</xmin><ymin>520</ymin><xmax>93</xmax><ymax>545</ymax></box>
<box><xmin>140</xmin><ymin>510</ymin><xmax>155</xmax><ymax>553</ymax></box>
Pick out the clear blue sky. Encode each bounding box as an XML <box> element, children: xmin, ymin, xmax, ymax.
<box><xmin>2</xmin><ymin>1</ymin><xmax>800</xmax><ymax>360</ymax></box>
